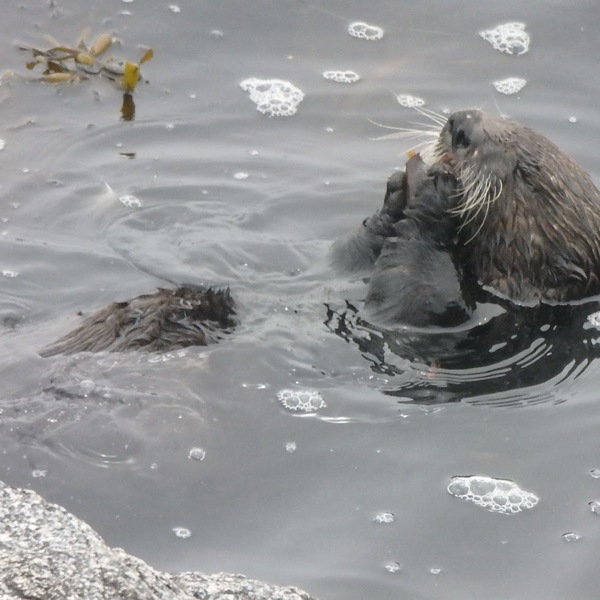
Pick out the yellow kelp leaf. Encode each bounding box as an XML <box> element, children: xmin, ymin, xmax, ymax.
<box><xmin>43</xmin><ymin>72</ymin><xmax>80</xmax><ymax>83</ymax></box>
<box><xmin>75</xmin><ymin>53</ymin><xmax>95</xmax><ymax>66</ymax></box>
<box><xmin>120</xmin><ymin>61</ymin><xmax>140</xmax><ymax>91</ymax></box>
<box><xmin>139</xmin><ymin>47</ymin><xmax>154</xmax><ymax>65</ymax></box>
<box><xmin>90</xmin><ymin>33</ymin><xmax>113</xmax><ymax>57</ymax></box>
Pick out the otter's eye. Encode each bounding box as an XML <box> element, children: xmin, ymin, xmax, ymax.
<box><xmin>453</xmin><ymin>128</ymin><xmax>470</xmax><ymax>149</ymax></box>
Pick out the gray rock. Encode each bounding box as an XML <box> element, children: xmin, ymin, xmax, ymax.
<box><xmin>0</xmin><ymin>480</ymin><xmax>318</xmax><ymax>600</ymax></box>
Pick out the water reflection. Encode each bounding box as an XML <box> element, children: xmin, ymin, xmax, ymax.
<box><xmin>325</xmin><ymin>299</ymin><xmax>600</xmax><ymax>407</ymax></box>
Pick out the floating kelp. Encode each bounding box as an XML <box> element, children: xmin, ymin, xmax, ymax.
<box><xmin>19</xmin><ymin>29</ymin><xmax>153</xmax><ymax>92</ymax></box>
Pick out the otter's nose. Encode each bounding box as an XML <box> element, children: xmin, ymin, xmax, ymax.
<box><xmin>448</xmin><ymin>110</ymin><xmax>477</xmax><ymax>150</ymax></box>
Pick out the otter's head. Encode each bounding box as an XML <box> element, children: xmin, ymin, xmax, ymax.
<box><xmin>434</xmin><ymin>110</ymin><xmax>519</xmax><ymax>231</ymax></box>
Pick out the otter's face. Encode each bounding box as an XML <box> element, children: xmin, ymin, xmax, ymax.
<box><xmin>435</xmin><ymin>110</ymin><xmax>512</xmax><ymax>231</ymax></box>
<box><xmin>436</xmin><ymin>110</ymin><xmax>486</xmax><ymax>164</ymax></box>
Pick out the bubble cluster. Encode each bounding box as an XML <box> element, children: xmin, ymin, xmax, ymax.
<box><xmin>395</xmin><ymin>93</ymin><xmax>425</xmax><ymax>109</ymax></box>
<box><xmin>173</xmin><ymin>527</ymin><xmax>191</xmax><ymax>539</ymax></box>
<box><xmin>119</xmin><ymin>194</ymin><xmax>141</xmax><ymax>208</ymax></box>
<box><xmin>447</xmin><ymin>475</ymin><xmax>539</xmax><ymax>515</ymax></box>
<box><xmin>322</xmin><ymin>70</ymin><xmax>360</xmax><ymax>84</ymax></box>
<box><xmin>589</xmin><ymin>500</ymin><xmax>600</xmax><ymax>516</ymax></box>
<box><xmin>384</xmin><ymin>561</ymin><xmax>402</xmax><ymax>574</ymax></box>
<box><xmin>276</xmin><ymin>388</ymin><xmax>326</xmax><ymax>413</ymax></box>
<box><xmin>188</xmin><ymin>447</ymin><xmax>206</xmax><ymax>461</ymax></box>
<box><xmin>347</xmin><ymin>22</ymin><xmax>384</xmax><ymax>41</ymax></box>
<box><xmin>493</xmin><ymin>77</ymin><xmax>527</xmax><ymax>95</ymax></box>
<box><xmin>240</xmin><ymin>78</ymin><xmax>305</xmax><ymax>117</ymax></box>
<box><xmin>373</xmin><ymin>511</ymin><xmax>395</xmax><ymax>524</ymax></box>
<box><xmin>587</xmin><ymin>312</ymin><xmax>600</xmax><ymax>328</ymax></box>
<box><xmin>479</xmin><ymin>22</ymin><xmax>530</xmax><ymax>56</ymax></box>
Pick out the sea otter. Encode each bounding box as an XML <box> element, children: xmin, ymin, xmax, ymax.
<box><xmin>433</xmin><ymin>109</ymin><xmax>600</xmax><ymax>305</ymax></box>
<box><xmin>333</xmin><ymin>110</ymin><xmax>600</xmax><ymax>327</ymax></box>
<box><xmin>40</xmin><ymin>285</ymin><xmax>235</xmax><ymax>356</ymax></box>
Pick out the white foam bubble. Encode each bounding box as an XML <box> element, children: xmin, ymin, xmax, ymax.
<box><xmin>395</xmin><ymin>93</ymin><xmax>425</xmax><ymax>109</ymax></box>
<box><xmin>587</xmin><ymin>312</ymin><xmax>600</xmax><ymax>328</ymax></box>
<box><xmin>323</xmin><ymin>70</ymin><xmax>360</xmax><ymax>84</ymax></box>
<box><xmin>276</xmin><ymin>388</ymin><xmax>326</xmax><ymax>413</ymax></box>
<box><xmin>373</xmin><ymin>511</ymin><xmax>395</xmax><ymax>524</ymax></box>
<box><xmin>447</xmin><ymin>475</ymin><xmax>539</xmax><ymax>515</ymax></box>
<box><xmin>188</xmin><ymin>447</ymin><xmax>206</xmax><ymax>461</ymax></box>
<box><xmin>589</xmin><ymin>500</ymin><xmax>600</xmax><ymax>515</ymax></box>
<box><xmin>480</xmin><ymin>22</ymin><xmax>530</xmax><ymax>56</ymax></box>
<box><xmin>493</xmin><ymin>77</ymin><xmax>527</xmax><ymax>95</ymax></box>
<box><xmin>348</xmin><ymin>21</ymin><xmax>384</xmax><ymax>41</ymax></box>
<box><xmin>119</xmin><ymin>194</ymin><xmax>141</xmax><ymax>208</ymax></box>
<box><xmin>384</xmin><ymin>561</ymin><xmax>402</xmax><ymax>574</ymax></box>
<box><xmin>173</xmin><ymin>527</ymin><xmax>191</xmax><ymax>539</ymax></box>
<box><xmin>240</xmin><ymin>78</ymin><xmax>305</xmax><ymax>117</ymax></box>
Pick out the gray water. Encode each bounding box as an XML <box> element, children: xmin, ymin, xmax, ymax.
<box><xmin>2</xmin><ymin>1</ymin><xmax>600</xmax><ymax>599</ymax></box>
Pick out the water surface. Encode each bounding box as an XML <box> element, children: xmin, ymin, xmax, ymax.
<box><xmin>2</xmin><ymin>1</ymin><xmax>600</xmax><ymax>599</ymax></box>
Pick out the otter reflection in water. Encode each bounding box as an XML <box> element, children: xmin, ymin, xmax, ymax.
<box><xmin>40</xmin><ymin>286</ymin><xmax>235</xmax><ymax>357</ymax></box>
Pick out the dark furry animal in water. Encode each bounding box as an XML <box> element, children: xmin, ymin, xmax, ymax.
<box><xmin>331</xmin><ymin>154</ymin><xmax>472</xmax><ymax>327</ymax></box>
<box><xmin>40</xmin><ymin>285</ymin><xmax>235</xmax><ymax>356</ymax></box>
<box><xmin>432</xmin><ymin>109</ymin><xmax>600</xmax><ymax>304</ymax></box>
<box><xmin>332</xmin><ymin>109</ymin><xmax>600</xmax><ymax>327</ymax></box>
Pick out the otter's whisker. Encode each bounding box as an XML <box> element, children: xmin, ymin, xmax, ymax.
<box><xmin>370</xmin><ymin>129</ymin><xmax>439</xmax><ymax>141</ymax></box>
<box><xmin>414</xmin><ymin>106</ymin><xmax>448</xmax><ymax>128</ymax></box>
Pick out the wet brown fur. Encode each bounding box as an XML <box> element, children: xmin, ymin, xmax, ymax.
<box><xmin>434</xmin><ymin>110</ymin><xmax>600</xmax><ymax>304</ymax></box>
<box><xmin>40</xmin><ymin>286</ymin><xmax>235</xmax><ymax>356</ymax></box>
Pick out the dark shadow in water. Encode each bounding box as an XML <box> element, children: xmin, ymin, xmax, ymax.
<box><xmin>324</xmin><ymin>298</ymin><xmax>600</xmax><ymax>407</ymax></box>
